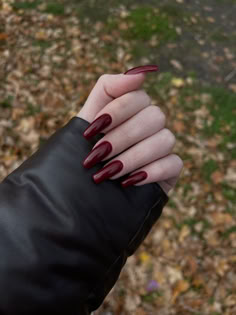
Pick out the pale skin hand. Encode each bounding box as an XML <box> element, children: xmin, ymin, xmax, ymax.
<box><xmin>77</xmin><ymin>73</ymin><xmax>183</xmax><ymax>195</ymax></box>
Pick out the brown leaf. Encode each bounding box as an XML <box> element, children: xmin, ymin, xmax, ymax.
<box><xmin>171</xmin><ymin>280</ymin><xmax>190</xmax><ymax>303</ymax></box>
<box><xmin>0</xmin><ymin>33</ymin><xmax>8</xmax><ymax>41</ymax></box>
<box><xmin>186</xmin><ymin>256</ymin><xmax>198</xmax><ymax>276</ymax></box>
<box><xmin>179</xmin><ymin>225</ymin><xmax>190</xmax><ymax>242</ymax></box>
<box><xmin>2</xmin><ymin>155</ymin><xmax>18</xmax><ymax>167</ymax></box>
<box><xmin>170</xmin><ymin>60</ymin><xmax>183</xmax><ymax>71</ymax></box>
<box><xmin>213</xmin><ymin>191</ymin><xmax>224</xmax><ymax>202</ymax></box>
<box><xmin>11</xmin><ymin>108</ymin><xmax>25</xmax><ymax>120</ymax></box>
<box><xmin>210</xmin><ymin>212</ymin><xmax>233</xmax><ymax>226</ymax></box>
<box><xmin>206</xmin><ymin>136</ymin><xmax>222</xmax><ymax>148</ymax></box>
<box><xmin>211</xmin><ymin>170</ymin><xmax>224</xmax><ymax>184</ymax></box>
<box><xmin>173</xmin><ymin>120</ymin><xmax>186</xmax><ymax>132</ymax></box>
<box><xmin>192</xmin><ymin>274</ymin><xmax>205</xmax><ymax>288</ymax></box>
<box><xmin>215</xmin><ymin>258</ymin><xmax>229</xmax><ymax>277</ymax></box>
<box><xmin>229</xmin><ymin>84</ymin><xmax>236</xmax><ymax>93</ymax></box>
<box><xmin>207</xmin><ymin>16</ymin><xmax>215</xmax><ymax>23</ymax></box>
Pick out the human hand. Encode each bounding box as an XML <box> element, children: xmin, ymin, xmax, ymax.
<box><xmin>77</xmin><ymin>65</ymin><xmax>183</xmax><ymax>195</ymax></box>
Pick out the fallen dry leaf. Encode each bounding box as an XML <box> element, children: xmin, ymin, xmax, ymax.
<box><xmin>211</xmin><ymin>170</ymin><xmax>224</xmax><ymax>184</ymax></box>
<box><xmin>0</xmin><ymin>33</ymin><xmax>8</xmax><ymax>40</ymax></box>
<box><xmin>179</xmin><ymin>225</ymin><xmax>190</xmax><ymax>242</ymax></box>
<box><xmin>171</xmin><ymin>78</ymin><xmax>185</xmax><ymax>88</ymax></box>
<box><xmin>171</xmin><ymin>280</ymin><xmax>190</xmax><ymax>304</ymax></box>
<box><xmin>173</xmin><ymin>120</ymin><xmax>186</xmax><ymax>132</ymax></box>
<box><xmin>210</xmin><ymin>212</ymin><xmax>233</xmax><ymax>226</ymax></box>
<box><xmin>139</xmin><ymin>252</ymin><xmax>151</xmax><ymax>264</ymax></box>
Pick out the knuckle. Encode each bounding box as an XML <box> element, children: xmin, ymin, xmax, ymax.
<box><xmin>148</xmin><ymin>106</ymin><xmax>166</xmax><ymax>124</ymax></box>
<box><xmin>124</xmin><ymin>90</ymin><xmax>151</xmax><ymax>106</ymax></box>
<box><xmin>172</xmin><ymin>154</ymin><xmax>184</xmax><ymax>170</ymax></box>
<box><xmin>162</xmin><ymin>128</ymin><xmax>176</xmax><ymax>147</ymax></box>
<box><xmin>140</xmin><ymin>90</ymin><xmax>151</xmax><ymax>106</ymax></box>
<box><xmin>114</xmin><ymin>97</ymin><xmax>125</xmax><ymax>112</ymax></box>
<box><xmin>120</xmin><ymin>92</ymin><xmax>132</xmax><ymax>105</ymax></box>
<box><xmin>148</xmin><ymin>105</ymin><xmax>161</xmax><ymax>116</ymax></box>
<box><xmin>98</xmin><ymin>74</ymin><xmax>109</xmax><ymax>83</ymax></box>
<box><xmin>157</xmin><ymin>107</ymin><xmax>166</xmax><ymax>126</ymax></box>
<box><xmin>157</xmin><ymin>165</ymin><xmax>166</xmax><ymax>178</ymax></box>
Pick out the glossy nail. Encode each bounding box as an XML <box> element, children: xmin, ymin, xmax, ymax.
<box><xmin>124</xmin><ymin>65</ymin><xmax>159</xmax><ymax>75</ymax></box>
<box><xmin>83</xmin><ymin>113</ymin><xmax>112</xmax><ymax>140</ymax></box>
<box><xmin>121</xmin><ymin>171</ymin><xmax>148</xmax><ymax>188</ymax></box>
<box><xmin>93</xmin><ymin>160</ymin><xmax>124</xmax><ymax>184</ymax></box>
<box><xmin>83</xmin><ymin>141</ymin><xmax>112</xmax><ymax>169</ymax></box>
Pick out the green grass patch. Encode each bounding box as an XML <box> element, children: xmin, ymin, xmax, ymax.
<box><xmin>202</xmin><ymin>159</ymin><xmax>218</xmax><ymax>182</ymax></box>
<box><xmin>0</xmin><ymin>96</ymin><xmax>13</xmax><ymax>108</ymax></box>
<box><xmin>142</xmin><ymin>290</ymin><xmax>163</xmax><ymax>303</ymax></box>
<box><xmin>160</xmin><ymin>4</ymin><xmax>184</xmax><ymax>18</ymax></box>
<box><xmin>78</xmin><ymin>3</ymin><xmax>111</xmax><ymax>25</ymax></box>
<box><xmin>129</xmin><ymin>42</ymin><xmax>151</xmax><ymax>60</ymax></box>
<box><xmin>202</xmin><ymin>87</ymin><xmax>236</xmax><ymax>156</ymax></box>
<box><xmin>12</xmin><ymin>0</ymin><xmax>42</xmax><ymax>10</ymax></box>
<box><xmin>122</xmin><ymin>6</ymin><xmax>177</xmax><ymax>42</ymax></box>
<box><xmin>176</xmin><ymin>218</ymin><xmax>211</xmax><ymax>234</ymax></box>
<box><xmin>168</xmin><ymin>199</ymin><xmax>177</xmax><ymax>209</ymax></box>
<box><xmin>157</xmin><ymin>72</ymin><xmax>173</xmax><ymax>90</ymax></box>
<box><xmin>26</xmin><ymin>103</ymin><xmax>41</xmax><ymax>116</ymax></box>
<box><xmin>32</xmin><ymin>39</ymin><xmax>52</xmax><ymax>49</ymax></box>
<box><xmin>222</xmin><ymin>183</ymin><xmax>236</xmax><ymax>203</ymax></box>
<box><xmin>183</xmin><ymin>183</ymin><xmax>192</xmax><ymax>197</ymax></box>
<box><xmin>44</xmin><ymin>2</ymin><xmax>65</xmax><ymax>15</ymax></box>
<box><xmin>148</xmin><ymin>72</ymin><xmax>173</xmax><ymax>101</ymax></box>
<box><xmin>221</xmin><ymin>226</ymin><xmax>236</xmax><ymax>239</ymax></box>
<box><xmin>211</xmin><ymin>31</ymin><xmax>229</xmax><ymax>42</ymax></box>
<box><xmin>215</xmin><ymin>0</ymin><xmax>236</xmax><ymax>3</ymax></box>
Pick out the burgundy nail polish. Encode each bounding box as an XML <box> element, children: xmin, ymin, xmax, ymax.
<box><xmin>83</xmin><ymin>141</ymin><xmax>112</xmax><ymax>169</ymax></box>
<box><xmin>121</xmin><ymin>171</ymin><xmax>148</xmax><ymax>188</ymax></box>
<box><xmin>124</xmin><ymin>65</ymin><xmax>159</xmax><ymax>75</ymax></box>
<box><xmin>93</xmin><ymin>160</ymin><xmax>123</xmax><ymax>184</ymax></box>
<box><xmin>83</xmin><ymin>113</ymin><xmax>112</xmax><ymax>140</ymax></box>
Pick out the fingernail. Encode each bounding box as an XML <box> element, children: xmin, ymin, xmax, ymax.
<box><xmin>83</xmin><ymin>114</ymin><xmax>112</xmax><ymax>140</ymax></box>
<box><xmin>124</xmin><ymin>65</ymin><xmax>159</xmax><ymax>75</ymax></box>
<box><xmin>121</xmin><ymin>171</ymin><xmax>148</xmax><ymax>188</ymax></box>
<box><xmin>93</xmin><ymin>160</ymin><xmax>123</xmax><ymax>184</ymax></box>
<box><xmin>83</xmin><ymin>141</ymin><xmax>112</xmax><ymax>169</ymax></box>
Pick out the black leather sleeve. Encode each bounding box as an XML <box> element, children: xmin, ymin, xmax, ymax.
<box><xmin>0</xmin><ymin>116</ymin><xmax>168</xmax><ymax>314</ymax></box>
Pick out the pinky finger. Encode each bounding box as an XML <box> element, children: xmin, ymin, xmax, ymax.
<box><xmin>121</xmin><ymin>154</ymin><xmax>183</xmax><ymax>193</ymax></box>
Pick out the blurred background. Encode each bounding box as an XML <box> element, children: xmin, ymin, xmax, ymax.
<box><xmin>0</xmin><ymin>0</ymin><xmax>236</xmax><ymax>314</ymax></box>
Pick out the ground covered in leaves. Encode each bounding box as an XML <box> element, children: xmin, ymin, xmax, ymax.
<box><xmin>0</xmin><ymin>0</ymin><xmax>236</xmax><ymax>314</ymax></box>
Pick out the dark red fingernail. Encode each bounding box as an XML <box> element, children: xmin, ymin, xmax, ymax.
<box><xmin>83</xmin><ymin>141</ymin><xmax>112</xmax><ymax>169</ymax></box>
<box><xmin>124</xmin><ymin>65</ymin><xmax>159</xmax><ymax>75</ymax></box>
<box><xmin>121</xmin><ymin>171</ymin><xmax>148</xmax><ymax>188</ymax></box>
<box><xmin>93</xmin><ymin>160</ymin><xmax>123</xmax><ymax>184</ymax></box>
<box><xmin>83</xmin><ymin>114</ymin><xmax>112</xmax><ymax>140</ymax></box>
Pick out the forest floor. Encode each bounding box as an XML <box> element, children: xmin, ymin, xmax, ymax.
<box><xmin>0</xmin><ymin>0</ymin><xmax>236</xmax><ymax>314</ymax></box>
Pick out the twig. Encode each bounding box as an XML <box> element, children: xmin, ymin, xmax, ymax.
<box><xmin>225</xmin><ymin>68</ymin><xmax>236</xmax><ymax>82</ymax></box>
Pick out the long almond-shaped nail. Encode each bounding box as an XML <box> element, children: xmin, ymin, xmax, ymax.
<box><xmin>83</xmin><ymin>141</ymin><xmax>112</xmax><ymax>169</ymax></box>
<box><xmin>124</xmin><ymin>65</ymin><xmax>159</xmax><ymax>75</ymax></box>
<box><xmin>93</xmin><ymin>160</ymin><xmax>123</xmax><ymax>184</ymax></box>
<box><xmin>121</xmin><ymin>171</ymin><xmax>148</xmax><ymax>188</ymax></box>
<box><xmin>83</xmin><ymin>114</ymin><xmax>112</xmax><ymax>140</ymax></box>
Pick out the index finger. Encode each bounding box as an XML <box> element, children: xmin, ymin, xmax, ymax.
<box><xmin>77</xmin><ymin>73</ymin><xmax>146</xmax><ymax>122</ymax></box>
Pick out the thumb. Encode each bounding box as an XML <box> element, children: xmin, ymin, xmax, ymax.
<box><xmin>78</xmin><ymin>73</ymin><xmax>146</xmax><ymax>122</ymax></box>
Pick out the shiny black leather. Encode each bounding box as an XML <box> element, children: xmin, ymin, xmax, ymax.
<box><xmin>0</xmin><ymin>116</ymin><xmax>168</xmax><ymax>314</ymax></box>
